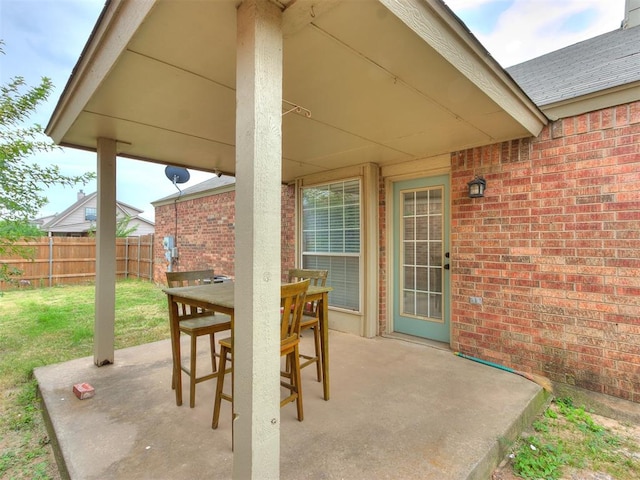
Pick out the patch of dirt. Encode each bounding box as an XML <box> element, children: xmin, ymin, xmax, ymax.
<box><xmin>491</xmin><ymin>411</ymin><xmax>640</xmax><ymax>480</ymax></box>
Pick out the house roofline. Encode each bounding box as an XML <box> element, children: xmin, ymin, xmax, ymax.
<box><xmin>539</xmin><ymin>80</ymin><xmax>640</xmax><ymax>120</ymax></box>
<box><xmin>405</xmin><ymin>0</ymin><xmax>548</xmax><ymax>132</ymax></box>
<box><xmin>43</xmin><ymin>192</ymin><xmax>98</xmax><ymax>229</ymax></box>
<box><xmin>152</xmin><ymin>183</ymin><xmax>237</xmax><ymax>208</ymax></box>
<box><xmin>42</xmin><ymin>191</ymin><xmax>153</xmax><ymax>230</ymax></box>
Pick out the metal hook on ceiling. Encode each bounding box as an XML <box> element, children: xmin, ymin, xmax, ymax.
<box><xmin>282</xmin><ymin>99</ymin><xmax>312</xmax><ymax>118</ymax></box>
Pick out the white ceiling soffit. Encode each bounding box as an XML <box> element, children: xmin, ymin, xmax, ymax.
<box><xmin>46</xmin><ymin>0</ymin><xmax>546</xmax><ymax>183</ymax></box>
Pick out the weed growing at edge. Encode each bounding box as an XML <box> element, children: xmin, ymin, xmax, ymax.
<box><xmin>510</xmin><ymin>397</ymin><xmax>640</xmax><ymax>480</ymax></box>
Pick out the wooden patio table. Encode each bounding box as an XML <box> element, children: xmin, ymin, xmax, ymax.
<box><xmin>163</xmin><ymin>281</ymin><xmax>333</xmax><ymax>407</ymax></box>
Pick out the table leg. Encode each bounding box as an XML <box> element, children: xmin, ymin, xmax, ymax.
<box><xmin>167</xmin><ymin>295</ymin><xmax>182</xmax><ymax>406</ymax></box>
<box><xmin>320</xmin><ymin>293</ymin><xmax>330</xmax><ymax>400</ymax></box>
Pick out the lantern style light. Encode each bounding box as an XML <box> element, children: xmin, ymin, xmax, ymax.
<box><xmin>467</xmin><ymin>176</ymin><xmax>486</xmax><ymax>198</ymax></box>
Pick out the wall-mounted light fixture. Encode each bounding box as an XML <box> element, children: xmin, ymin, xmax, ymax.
<box><xmin>467</xmin><ymin>175</ymin><xmax>486</xmax><ymax>198</ymax></box>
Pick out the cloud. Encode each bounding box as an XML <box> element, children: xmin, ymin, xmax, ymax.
<box><xmin>0</xmin><ymin>0</ymin><xmax>104</xmax><ymax>125</ymax></box>
<box><xmin>446</xmin><ymin>0</ymin><xmax>626</xmax><ymax>66</ymax></box>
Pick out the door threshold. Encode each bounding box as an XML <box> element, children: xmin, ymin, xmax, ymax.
<box><xmin>383</xmin><ymin>332</ymin><xmax>451</xmax><ymax>352</ymax></box>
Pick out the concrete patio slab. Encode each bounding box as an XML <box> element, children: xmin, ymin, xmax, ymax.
<box><xmin>35</xmin><ymin>331</ymin><xmax>548</xmax><ymax>479</ymax></box>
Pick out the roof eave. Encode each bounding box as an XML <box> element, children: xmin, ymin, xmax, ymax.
<box><xmin>540</xmin><ymin>80</ymin><xmax>640</xmax><ymax>120</ymax></box>
<box><xmin>45</xmin><ymin>0</ymin><xmax>157</xmax><ymax>144</ymax></box>
<box><xmin>381</xmin><ymin>0</ymin><xmax>548</xmax><ymax>135</ymax></box>
<box><xmin>152</xmin><ymin>183</ymin><xmax>237</xmax><ymax>207</ymax></box>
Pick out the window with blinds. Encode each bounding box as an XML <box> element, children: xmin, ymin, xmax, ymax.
<box><xmin>302</xmin><ymin>179</ymin><xmax>360</xmax><ymax>311</ymax></box>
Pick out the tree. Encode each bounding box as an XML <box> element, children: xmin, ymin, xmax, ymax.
<box><xmin>0</xmin><ymin>220</ymin><xmax>44</xmax><ymax>238</ymax></box>
<box><xmin>0</xmin><ymin>41</ymin><xmax>94</xmax><ymax>283</ymax></box>
<box><xmin>88</xmin><ymin>215</ymin><xmax>139</xmax><ymax>238</ymax></box>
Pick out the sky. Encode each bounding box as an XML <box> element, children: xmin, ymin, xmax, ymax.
<box><xmin>0</xmin><ymin>0</ymin><xmax>628</xmax><ymax>222</ymax></box>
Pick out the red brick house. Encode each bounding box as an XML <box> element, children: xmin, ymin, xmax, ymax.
<box><xmin>450</xmin><ymin>20</ymin><xmax>640</xmax><ymax>401</ymax></box>
<box><xmin>152</xmin><ymin>176</ymin><xmax>295</xmax><ymax>281</ymax></box>
<box><xmin>46</xmin><ymin>2</ymin><xmax>640</xmax><ymax>467</ymax></box>
<box><xmin>152</xmin><ymin>16</ymin><xmax>640</xmax><ymax>403</ymax></box>
<box><xmin>45</xmin><ymin>0</ymin><xmax>640</xmax><ymax>470</ymax></box>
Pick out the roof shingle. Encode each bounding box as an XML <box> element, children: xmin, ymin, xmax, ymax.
<box><xmin>507</xmin><ymin>25</ymin><xmax>640</xmax><ymax>106</ymax></box>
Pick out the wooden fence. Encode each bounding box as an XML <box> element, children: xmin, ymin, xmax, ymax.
<box><xmin>0</xmin><ymin>234</ymin><xmax>154</xmax><ymax>291</ymax></box>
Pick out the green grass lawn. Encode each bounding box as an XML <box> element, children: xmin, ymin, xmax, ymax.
<box><xmin>1</xmin><ymin>280</ymin><xmax>638</xmax><ymax>480</ymax></box>
<box><xmin>0</xmin><ymin>280</ymin><xmax>169</xmax><ymax>479</ymax></box>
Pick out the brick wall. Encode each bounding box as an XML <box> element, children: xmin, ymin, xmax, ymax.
<box><xmin>450</xmin><ymin>101</ymin><xmax>640</xmax><ymax>402</ymax></box>
<box><xmin>378</xmin><ymin>173</ymin><xmax>388</xmax><ymax>335</ymax></box>
<box><xmin>153</xmin><ymin>185</ymin><xmax>296</xmax><ymax>284</ymax></box>
<box><xmin>152</xmin><ymin>100</ymin><xmax>640</xmax><ymax>403</ymax></box>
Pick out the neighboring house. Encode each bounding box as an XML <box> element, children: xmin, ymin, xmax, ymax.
<box><xmin>35</xmin><ymin>190</ymin><xmax>155</xmax><ymax>237</ymax></box>
<box><xmin>151</xmin><ymin>6</ymin><xmax>640</xmax><ymax>405</ymax></box>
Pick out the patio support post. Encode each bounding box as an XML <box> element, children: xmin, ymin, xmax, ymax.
<box><xmin>94</xmin><ymin>137</ymin><xmax>117</xmax><ymax>366</ymax></box>
<box><xmin>234</xmin><ymin>0</ymin><xmax>283</xmax><ymax>478</ymax></box>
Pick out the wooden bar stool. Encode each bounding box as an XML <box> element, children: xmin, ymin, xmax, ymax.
<box><xmin>212</xmin><ymin>279</ymin><xmax>310</xmax><ymax>429</ymax></box>
<box><xmin>287</xmin><ymin>269</ymin><xmax>328</xmax><ymax>382</ymax></box>
<box><xmin>166</xmin><ymin>270</ymin><xmax>231</xmax><ymax>408</ymax></box>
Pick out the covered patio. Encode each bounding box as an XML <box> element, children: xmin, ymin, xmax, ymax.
<box><xmin>43</xmin><ymin>0</ymin><xmax>547</xmax><ymax>476</ymax></box>
<box><xmin>36</xmin><ymin>331</ymin><xmax>546</xmax><ymax>479</ymax></box>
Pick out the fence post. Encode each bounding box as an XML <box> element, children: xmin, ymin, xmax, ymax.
<box><xmin>124</xmin><ymin>237</ymin><xmax>129</xmax><ymax>279</ymax></box>
<box><xmin>48</xmin><ymin>236</ymin><xmax>53</xmax><ymax>287</ymax></box>
<box><xmin>137</xmin><ymin>236</ymin><xmax>141</xmax><ymax>279</ymax></box>
<box><xmin>149</xmin><ymin>234</ymin><xmax>154</xmax><ymax>282</ymax></box>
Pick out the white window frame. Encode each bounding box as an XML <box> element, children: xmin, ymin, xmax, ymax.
<box><xmin>301</xmin><ymin>178</ymin><xmax>362</xmax><ymax>312</ymax></box>
<box><xmin>85</xmin><ymin>207</ymin><xmax>97</xmax><ymax>221</ymax></box>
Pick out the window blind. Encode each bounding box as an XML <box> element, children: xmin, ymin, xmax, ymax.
<box><xmin>302</xmin><ymin>180</ymin><xmax>360</xmax><ymax>310</ymax></box>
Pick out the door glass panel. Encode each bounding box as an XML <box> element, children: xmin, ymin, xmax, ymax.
<box><xmin>416</xmin><ymin>242</ymin><xmax>428</xmax><ymax>266</ymax></box>
<box><xmin>404</xmin><ymin>242</ymin><xmax>415</xmax><ymax>264</ymax></box>
<box><xmin>430</xmin><ymin>241</ymin><xmax>442</xmax><ymax>266</ymax></box>
<box><xmin>403</xmin><ymin>193</ymin><xmax>415</xmax><ymax>215</ymax></box>
<box><xmin>429</xmin><ymin>267</ymin><xmax>442</xmax><ymax>293</ymax></box>
<box><xmin>430</xmin><ymin>293</ymin><xmax>442</xmax><ymax>317</ymax></box>
<box><xmin>416</xmin><ymin>267</ymin><xmax>428</xmax><ymax>291</ymax></box>
<box><xmin>401</xmin><ymin>187</ymin><xmax>444</xmax><ymax>320</ymax></box>
<box><xmin>403</xmin><ymin>291</ymin><xmax>415</xmax><ymax>315</ymax></box>
<box><xmin>429</xmin><ymin>216</ymin><xmax>441</xmax><ymax>240</ymax></box>
<box><xmin>416</xmin><ymin>292</ymin><xmax>429</xmax><ymax>316</ymax></box>
<box><xmin>429</xmin><ymin>189</ymin><xmax>442</xmax><ymax>214</ymax></box>
<box><xmin>415</xmin><ymin>191</ymin><xmax>429</xmax><ymax>215</ymax></box>
<box><xmin>404</xmin><ymin>218</ymin><xmax>414</xmax><ymax>238</ymax></box>
<box><xmin>415</xmin><ymin>216</ymin><xmax>428</xmax><ymax>241</ymax></box>
<box><xmin>404</xmin><ymin>266</ymin><xmax>415</xmax><ymax>290</ymax></box>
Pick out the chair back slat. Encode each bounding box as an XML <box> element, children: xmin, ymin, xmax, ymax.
<box><xmin>288</xmin><ymin>269</ymin><xmax>328</xmax><ymax>316</ymax></box>
<box><xmin>288</xmin><ymin>269</ymin><xmax>327</xmax><ymax>287</ymax></box>
<box><xmin>166</xmin><ymin>269</ymin><xmax>216</xmax><ymax>287</ymax></box>
<box><xmin>280</xmin><ymin>279</ymin><xmax>310</xmax><ymax>342</ymax></box>
<box><xmin>166</xmin><ymin>270</ymin><xmax>216</xmax><ymax>317</ymax></box>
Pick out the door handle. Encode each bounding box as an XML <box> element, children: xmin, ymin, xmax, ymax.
<box><xmin>443</xmin><ymin>264</ymin><xmax>450</xmax><ymax>270</ymax></box>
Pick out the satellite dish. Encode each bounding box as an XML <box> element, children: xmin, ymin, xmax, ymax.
<box><xmin>165</xmin><ymin>166</ymin><xmax>190</xmax><ymax>184</ymax></box>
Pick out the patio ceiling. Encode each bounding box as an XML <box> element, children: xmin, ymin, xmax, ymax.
<box><xmin>46</xmin><ymin>0</ymin><xmax>546</xmax><ymax>183</ymax></box>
